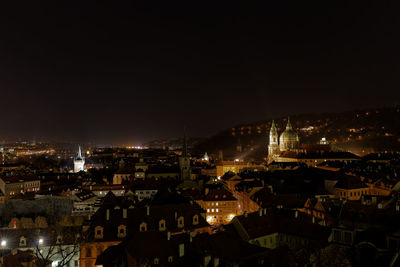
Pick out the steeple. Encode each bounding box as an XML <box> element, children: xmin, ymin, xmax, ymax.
<box><xmin>179</xmin><ymin>127</ymin><xmax>191</xmax><ymax>180</ymax></box>
<box><xmin>74</xmin><ymin>146</ymin><xmax>85</xmax><ymax>173</ymax></box>
<box><xmin>268</xmin><ymin>120</ymin><xmax>279</xmax><ymax>162</ymax></box>
<box><xmin>286</xmin><ymin>117</ymin><xmax>293</xmax><ymax>130</ymax></box>
<box><xmin>77</xmin><ymin>146</ymin><xmax>82</xmax><ymax>159</ymax></box>
<box><xmin>269</xmin><ymin>120</ymin><xmax>278</xmax><ymax>145</ymax></box>
<box><xmin>183</xmin><ymin>127</ymin><xmax>188</xmax><ymax>157</ymax></box>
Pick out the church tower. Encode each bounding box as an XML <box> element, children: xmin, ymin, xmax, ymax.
<box><xmin>179</xmin><ymin>129</ymin><xmax>191</xmax><ymax>180</ymax></box>
<box><xmin>74</xmin><ymin>146</ymin><xmax>85</xmax><ymax>173</ymax></box>
<box><xmin>268</xmin><ymin>120</ymin><xmax>279</xmax><ymax>162</ymax></box>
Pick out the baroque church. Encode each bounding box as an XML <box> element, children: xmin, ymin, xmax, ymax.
<box><xmin>268</xmin><ymin>118</ymin><xmax>300</xmax><ymax>162</ymax></box>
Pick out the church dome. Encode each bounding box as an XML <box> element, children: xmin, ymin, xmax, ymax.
<box><xmin>279</xmin><ymin>119</ymin><xmax>299</xmax><ymax>151</ymax></box>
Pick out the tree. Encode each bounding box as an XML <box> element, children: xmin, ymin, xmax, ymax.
<box><xmin>32</xmin><ymin>227</ymin><xmax>81</xmax><ymax>267</ymax></box>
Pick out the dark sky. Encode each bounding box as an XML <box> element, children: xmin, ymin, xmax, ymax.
<box><xmin>0</xmin><ymin>2</ymin><xmax>399</xmax><ymax>145</ymax></box>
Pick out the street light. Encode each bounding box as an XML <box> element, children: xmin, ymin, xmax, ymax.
<box><xmin>1</xmin><ymin>240</ymin><xmax>6</xmax><ymax>247</ymax></box>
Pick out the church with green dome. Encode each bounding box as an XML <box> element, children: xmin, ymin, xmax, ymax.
<box><xmin>268</xmin><ymin>118</ymin><xmax>300</xmax><ymax>162</ymax></box>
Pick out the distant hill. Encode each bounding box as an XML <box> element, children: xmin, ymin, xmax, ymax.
<box><xmin>192</xmin><ymin>106</ymin><xmax>400</xmax><ymax>161</ymax></box>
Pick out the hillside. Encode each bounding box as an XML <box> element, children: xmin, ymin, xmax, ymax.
<box><xmin>192</xmin><ymin>106</ymin><xmax>400</xmax><ymax>161</ymax></box>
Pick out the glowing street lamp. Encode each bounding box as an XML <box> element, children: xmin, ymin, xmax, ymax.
<box><xmin>1</xmin><ymin>240</ymin><xmax>6</xmax><ymax>247</ymax></box>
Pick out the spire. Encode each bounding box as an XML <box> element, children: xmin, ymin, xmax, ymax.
<box><xmin>183</xmin><ymin>127</ymin><xmax>188</xmax><ymax>157</ymax></box>
<box><xmin>77</xmin><ymin>146</ymin><xmax>82</xmax><ymax>159</ymax></box>
<box><xmin>270</xmin><ymin>120</ymin><xmax>277</xmax><ymax>133</ymax></box>
<box><xmin>286</xmin><ymin>117</ymin><xmax>293</xmax><ymax>130</ymax></box>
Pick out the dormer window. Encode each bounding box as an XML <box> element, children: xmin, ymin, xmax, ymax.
<box><xmin>193</xmin><ymin>215</ymin><xmax>199</xmax><ymax>225</ymax></box>
<box><xmin>118</xmin><ymin>225</ymin><xmax>127</xmax><ymax>238</ymax></box>
<box><xmin>19</xmin><ymin>236</ymin><xmax>26</xmax><ymax>247</ymax></box>
<box><xmin>140</xmin><ymin>222</ymin><xmax>147</xmax><ymax>232</ymax></box>
<box><xmin>177</xmin><ymin>216</ymin><xmax>184</xmax><ymax>228</ymax></box>
<box><xmin>95</xmin><ymin>226</ymin><xmax>104</xmax><ymax>239</ymax></box>
<box><xmin>159</xmin><ymin>219</ymin><xmax>166</xmax><ymax>231</ymax></box>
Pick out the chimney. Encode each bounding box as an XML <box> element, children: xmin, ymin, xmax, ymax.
<box><xmin>106</xmin><ymin>209</ymin><xmax>110</xmax><ymax>221</ymax></box>
<box><xmin>146</xmin><ymin>206</ymin><xmax>150</xmax><ymax>216</ymax></box>
<box><xmin>167</xmin><ymin>232</ymin><xmax>171</xmax><ymax>240</ymax></box>
<box><xmin>179</xmin><ymin>243</ymin><xmax>184</xmax><ymax>257</ymax></box>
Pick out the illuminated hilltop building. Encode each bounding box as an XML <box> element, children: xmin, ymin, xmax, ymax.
<box><xmin>268</xmin><ymin>118</ymin><xmax>300</xmax><ymax>162</ymax></box>
<box><xmin>74</xmin><ymin>146</ymin><xmax>85</xmax><ymax>173</ymax></box>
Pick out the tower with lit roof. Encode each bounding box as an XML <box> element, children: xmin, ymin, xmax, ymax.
<box><xmin>74</xmin><ymin>146</ymin><xmax>85</xmax><ymax>173</ymax></box>
<box><xmin>268</xmin><ymin>120</ymin><xmax>280</xmax><ymax>162</ymax></box>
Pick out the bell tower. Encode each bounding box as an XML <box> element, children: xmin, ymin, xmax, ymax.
<box><xmin>268</xmin><ymin>120</ymin><xmax>279</xmax><ymax>162</ymax></box>
<box><xmin>179</xmin><ymin>128</ymin><xmax>191</xmax><ymax>180</ymax></box>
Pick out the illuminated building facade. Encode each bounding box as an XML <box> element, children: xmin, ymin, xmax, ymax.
<box><xmin>199</xmin><ymin>188</ymin><xmax>239</xmax><ymax>225</ymax></box>
<box><xmin>268</xmin><ymin>118</ymin><xmax>300</xmax><ymax>163</ymax></box>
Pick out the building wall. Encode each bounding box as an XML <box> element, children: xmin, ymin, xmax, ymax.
<box><xmin>335</xmin><ymin>188</ymin><xmax>369</xmax><ymax>200</ymax></box>
<box><xmin>250</xmin><ymin>233</ymin><xmax>279</xmax><ymax>249</ymax></box>
<box><xmin>201</xmin><ymin>200</ymin><xmax>239</xmax><ymax>225</ymax></box>
<box><xmin>79</xmin><ymin>241</ymin><xmax>121</xmax><ymax>267</ymax></box>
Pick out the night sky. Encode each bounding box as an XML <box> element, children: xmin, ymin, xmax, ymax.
<box><xmin>0</xmin><ymin>3</ymin><xmax>399</xmax><ymax>145</ymax></box>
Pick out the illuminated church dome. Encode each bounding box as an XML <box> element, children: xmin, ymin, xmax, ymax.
<box><xmin>279</xmin><ymin>118</ymin><xmax>299</xmax><ymax>152</ymax></box>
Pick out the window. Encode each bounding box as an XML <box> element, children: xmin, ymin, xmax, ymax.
<box><xmin>177</xmin><ymin>216</ymin><xmax>184</xmax><ymax>228</ymax></box>
<box><xmin>159</xmin><ymin>219</ymin><xmax>166</xmax><ymax>231</ymax></box>
<box><xmin>168</xmin><ymin>256</ymin><xmax>173</xmax><ymax>263</ymax></box>
<box><xmin>118</xmin><ymin>225</ymin><xmax>127</xmax><ymax>238</ymax></box>
<box><xmin>140</xmin><ymin>222</ymin><xmax>147</xmax><ymax>232</ymax></box>
<box><xmin>19</xmin><ymin>237</ymin><xmax>26</xmax><ymax>247</ymax></box>
<box><xmin>154</xmin><ymin>258</ymin><xmax>159</xmax><ymax>264</ymax></box>
<box><xmin>94</xmin><ymin>226</ymin><xmax>103</xmax><ymax>239</ymax></box>
<box><xmin>193</xmin><ymin>215</ymin><xmax>199</xmax><ymax>225</ymax></box>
